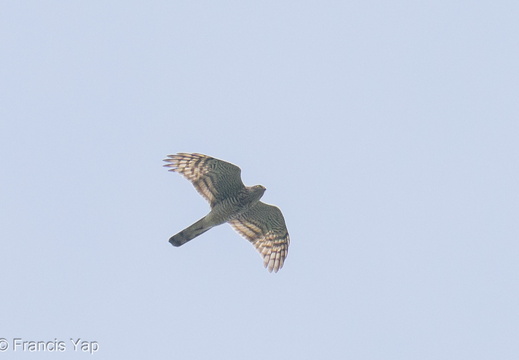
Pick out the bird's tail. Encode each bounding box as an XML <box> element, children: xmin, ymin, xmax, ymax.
<box><xmin>169</xmin><ymin>216</ymin><xmax>212</xmax><ymax>247</ymax></box>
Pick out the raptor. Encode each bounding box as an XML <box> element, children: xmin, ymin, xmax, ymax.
<box><xmin>164</xmin><ymin>153</ymin><xmax>290</xmax><ymax>272</ymax></box>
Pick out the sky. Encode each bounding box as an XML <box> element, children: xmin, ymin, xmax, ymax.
<box><xmin>1</xmin><ymin>1</ymin><xmax>518</xmax><ymax>359</ymax></box>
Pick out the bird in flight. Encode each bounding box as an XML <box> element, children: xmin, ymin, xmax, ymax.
<box><xmin>164</xmin><ymin>153</ymin><xmax>290</xmax><ymax>272</ymax></box>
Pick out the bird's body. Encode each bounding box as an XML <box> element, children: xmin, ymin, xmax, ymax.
<box><xmin>164</xmin><ymin>153</ymin><xmax>289</xmax><ymax>272</ymax></box>
<box><xmin>169</xmin><ymin>185</ymin><xmax>265</xmax><ymax>246</ymax></box>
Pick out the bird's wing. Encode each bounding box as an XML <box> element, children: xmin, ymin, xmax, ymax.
<box><xmin>164</xmin><ymin>153</ymin><xmax>245</xmax><ymax>207</ymax></box>
<box><xmin>229</xmin><ymin>201</ymin><xmax>290</xmax><ymax>272</ymax></box>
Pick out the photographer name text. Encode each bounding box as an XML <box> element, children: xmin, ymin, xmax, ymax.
<box><xmin>0</xmin><ymin>337</ymin><xmax>99</xmax><ymax>354</ymax></box>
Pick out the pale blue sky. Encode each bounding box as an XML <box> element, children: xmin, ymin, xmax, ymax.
<box><xmin>1</xmin><ymin>1</ymin><xmax>518</xmax><ymax>359</ymax></box>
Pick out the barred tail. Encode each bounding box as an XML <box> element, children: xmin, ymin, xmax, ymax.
<box><xmin>169</xmin><ymin>217</ymin><xmax>212</xmax><ymax>247</ymax></box>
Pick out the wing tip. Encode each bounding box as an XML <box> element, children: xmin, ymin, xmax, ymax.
<box><xmin>264</xmin><ymin>254</ymin><xmax>284</xmax><ymax>273</ymax></box>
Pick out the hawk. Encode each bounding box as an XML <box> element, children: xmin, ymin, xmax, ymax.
<box><xmin>163</xmin><ymin>153</ymin><xmax>290</xmax><ymax>272</ymax></box>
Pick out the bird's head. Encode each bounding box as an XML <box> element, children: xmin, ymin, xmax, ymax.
<box><xmin>250</xmin><ymin>185</ymin><xmax>266</xmax><ymax>201</ymax></box>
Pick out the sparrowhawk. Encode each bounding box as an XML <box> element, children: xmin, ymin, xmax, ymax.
<box><xmin>163</xmin><ymin>153</ymin><xmax>290</xmax><ymax>272</ymax></box>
